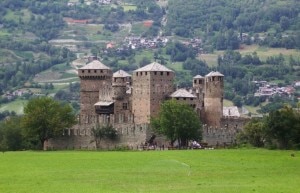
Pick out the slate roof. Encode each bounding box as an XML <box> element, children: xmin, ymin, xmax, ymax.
<box><xmin>223</xmin><ymin>106</ymin><xmax>240</xmax><ymax>117</ymax></box>
<box><xmin>205</xmin><ymin>71</ymin><xmax>224</xmax><ymax>77</ymax></box>
<box><xmin>170</xmin><ymin>89</ymin><xmax>196</xmax><ymax>98</ymax></box>
<box><xmin>193</xmin><ymin>75</ymin><xmax>204</xmax><ymax>79</ymax></box>
<box><xmin>80</xmin><ymin>60</ymin><xmax>110</xmax><ymax>70</ymax></box>
<box><xmin>134</xmin><ymin>62</ymin><xmax>173</xmax><ymax>72</ymax></box>
<box><xmin>113</xmin><ymin>70</ymin><xmax>131</xmax><ymax>78</ymax></box>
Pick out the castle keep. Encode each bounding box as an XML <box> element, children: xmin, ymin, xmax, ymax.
<box><xmin>48</xmin><ymin>60</ymin><xmax>247</xmax><ymax>149</ymax></box>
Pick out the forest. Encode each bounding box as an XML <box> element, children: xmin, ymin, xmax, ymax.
<box><xmin>166</xmin><ymin>0</ymin><xmax>300</xmax><ymax>50</ymax></box>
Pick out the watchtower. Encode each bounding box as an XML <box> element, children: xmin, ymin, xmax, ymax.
<box><xmin>112</xmin><ymin>70</ymin><xmax>131</xmax><ymax>100</ymax></box>
<box><xmin>112</xmin><ymin>70</ymin><xmax>132</xmax><ymax>124</ymax></box>
<box><xmin>132</xmin><ymin>62</ymin><xmax>175</xmax><ymax>124</ymax></box>
<box><xmin>192</xmin><ymin>75</ymin><xmax>205</xmax><ymax>119</ymax></box>
<box><xmin>193</xmin><ymin>75</ymin><xmax>205</xmax><ymax>95</ymax></box>
<box><xmin>204</xmin><ymin>71</ymin><xmax>224</xmax><ymax>127</ymax></box>
<box><xmin>78</xmin><ymin>60</ymin><xmax>112</xmax><ymax>124</ymax></box>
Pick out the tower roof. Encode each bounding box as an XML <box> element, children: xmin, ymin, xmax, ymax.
<box><xmin>193</xmin><ymin>75</ymin><xmax>204</xmax><ymax>79</ymax></box>
<box><xmin>113</xmin><ymin>70</ymin><xmax>131</xmax><ymax>78</ymax></box>
<box><xmin>205</xmin><ymin>71</ymin><xmax>224</xmax><ymax>77</ymax></box>
<box><xmin>80</xmin><ymin>60</ymin><xmax>110</xmax><ymax>70</ymax></box>
<box><xmin>134</xmin><ymin>62</ymin><xmax>173</xmax><ymax>72</ymax></box>
<box><xmin>170</xmin><ymin>89</ymin><xmax>196</xmax><ymax>98</ymax></box>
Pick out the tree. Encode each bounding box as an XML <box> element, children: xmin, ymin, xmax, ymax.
<box><xmin>0</xmin><ymin>116</ymin><xmax>23</xmax><ymax>151</ymax></box>
<box><xmin>22</xmin><ymin>97</ymin><xmax>77</xmax><ymax>150</ymax></box>
<box><xmin>151</xmin><ymin>99</ymin><xmax>202</xmax><ymax>148</ymax></box>
<box><xmin>139</xmin><ymin>57</ymin><xmax>151</xmax><ymax>67</ymax></box>
<box><xmin>91</xmin><ymin>124</ymin><xmax>118</xmax><ymax>149</ymax></box>
<box><xmin>232</xmin><ymin>95</ymin><xmax>243</xmax><ymax>107</ymax></box>
<box><xmin>280</xmin><ymin>16</ymin><xmax>290</xmax><ymax>30</ymax></box>
<box><xmin>237</xmin><ymin>118</ymin><xmax>265</xmax><ymax>147</ymax></box>
<box><xmin>264</xmin><ymin>106</ymin><xmax>300</xmax><ymax>149</ymax></box>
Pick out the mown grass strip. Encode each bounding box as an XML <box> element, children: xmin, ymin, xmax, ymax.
<box><xmin>0</xmin><ymin>149</ymin><xmax>299</xmax><ymax>193</ymax></box>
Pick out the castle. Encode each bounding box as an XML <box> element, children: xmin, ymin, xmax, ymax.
<box><xmin>48</xmin><ymin>60</ymin><xmax>248</xmax><ymax>150</ymax></box>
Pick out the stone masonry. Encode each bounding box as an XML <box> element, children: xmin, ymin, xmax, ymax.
<box><xmin>48</xmin><ymin>60</ymin><xmax>248</xmax><ymax>149</ymax></box>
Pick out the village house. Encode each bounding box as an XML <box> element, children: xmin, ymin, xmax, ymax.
<box><xmin>254</xmin><ymin>81</ymin><xmax>296</xmax><ymax>98</ymax></box>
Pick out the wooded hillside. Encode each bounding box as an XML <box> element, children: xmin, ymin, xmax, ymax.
<box><xmin>166</xmin><ymin>0</ymin><xmax>300</xmax><ymax>50</ymax></box>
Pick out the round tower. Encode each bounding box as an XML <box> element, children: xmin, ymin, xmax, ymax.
<box><xmin>204</xmin><ymin>71</ymin><xmax>224</xmax><ymax>127</ymax></box>
<box><xmin>78</xmin><ymin>60</ymin><xmax>112</xmax><ymax>124</ymax></box>
<box><xmin>112</xmin><ymin>70</ymin><xmax>131</xmax><ymax>100</ymax></box>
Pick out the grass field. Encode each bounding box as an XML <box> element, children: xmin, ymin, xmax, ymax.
<box><xmin>0</xmin><ymin>149</ymin><xmax>299</xmax><ymax>193</ymax></box>
<box><xmin>4</xmin><ymin>9</ymin><xmax>32</xmax><ymax>23</ymax></box>
<box><xmin>131</xmin><ymin>22</ymin><xmax>148</xmax><ymax>35</ymax></box>
<box><xmin>122</xmin><ymin>4</ymin><xmax>137</xmax><ymax>11</ymax></box>
<box><xmin>239</xmin><ymin>45</ymin><xmax>300</xmax><ymax>61</ymax></box>
<box><xmin>200</xmin><ymin>45</ymin><xmax>300</xmax><ymax>67</ymax></box>
<box><xmin>0</xmin><ymin>49</ymin><xmax>21</xmax><ymax>64</ymax></box>
<box><xmin>0</xmin><ymin>99</ymin><xmax>27</xmax><ymax>114</ymax></box>
<box><xmin>0</xmin><ymin>30</ymin><xmax>10</xmax><ymax>38</ymax></box>
<box><xmin>223</xmin><ymin>99</ymin><xmax>234</xmax><ymax>107</ymax></box>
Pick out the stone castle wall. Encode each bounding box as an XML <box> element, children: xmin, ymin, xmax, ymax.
<box><xmin>48</xmin><ymin>116</ymin><xmax>249</xmax><ymax>150</ymax></box>
<box><xmin>47</xmin><ymin>122</ymin><xmax>171</xmax><ymax>150</ymax></box>
<box><xmin>202</xmin><ymin>117</ymin><xmax>250</xmax><ymax>146</ymax></box>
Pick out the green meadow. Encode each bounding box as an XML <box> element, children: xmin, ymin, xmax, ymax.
<box><xmin>200</xmin><ymin>45</ymin><xmax>300</xmax><ymax>67</ymax></box>
<box><xmin>0</xmin><ymin>149</ymin><xmax>299</xmax><ymax>193</ymax></box>
<box><xmin>122</xmin><ymin>4</ymin><xmax>137</xmax><ymax>12</ymax></box>
<box><xmin>0</xmin><ymin>99</ymin><xmax>27</xmax><ymax>115</ymax></box>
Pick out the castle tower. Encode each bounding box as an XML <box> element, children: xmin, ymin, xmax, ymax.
<box><xmin>132</xmin><ymin>62</ymin><xmax>175</xmax><ymax>124</ymax></box>
<box><xmin>112</xmin><ymin>70</ymin><xmax>131</xmax><ymax>100</ymax></box>
<box><xmin>112</xmin><ymin>70</ymin><xmax>133</xmax><ymax>124</ymax></box>
<box><xmin>193</xmin><ymin>75</ymin><xmax>205</xmax><ymax>95</ymax></box>
<box><xmin>192</xmin><ymin>75</ymin><xmax>205</xmax><ymax>119</ymax></box>
<box><xmin>78</xmin><ymin>60</ymin><xmax>112</xmax><ymax>124</ymax></box>
<box><xmin>204</xmin><ymin>71</ymin><xmax>224</xmax><ymax>127</ymax></box>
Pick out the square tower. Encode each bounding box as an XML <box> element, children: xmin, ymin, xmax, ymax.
<box><xmin>78</xmin><ymin>60</ymin><xmax>112</xmax><ymax>124</ymax></box>
<box><xmin>132</xmin><ymin>62</ymin><xmax>175</xmax><ymax>124</ymax></box>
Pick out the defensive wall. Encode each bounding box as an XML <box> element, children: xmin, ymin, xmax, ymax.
<box><xmin>47</xmin><ymin>122</ymin><xmax>168</xmax><ymax>150</ymax></box>
<box><xmin>47</xmin><ymin>117</ymin><xmax>249</xmax><ymax>150</ymax></box>
<box><xmin>202</xmin><ymin>117</ymin><xmax>250</xmax><ymax>146</ymax></box>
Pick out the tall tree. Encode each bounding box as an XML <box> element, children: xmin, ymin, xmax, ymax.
<box><xmin>264</xmin><ymin>106</ymin><xmax>300</xmax><ymax>149</ymax></box>
<box><xmin>22</xmin><ymin>97</ymin><xmax>77</xmax><ymax>150</ymax></box>
<box><xmin>237</xmin><ymin>118</ymin><xmax>266</xmax><ymax>147</ymax></box>
<box><xmin>151</xmin><ymin>99</ymin><xmax>202</xmax><ymax>148</ymax></box>
<box><xmin>0</xmin><ymin>116</ymin><xmax>23</xmax><ymax>151</ymax></box>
